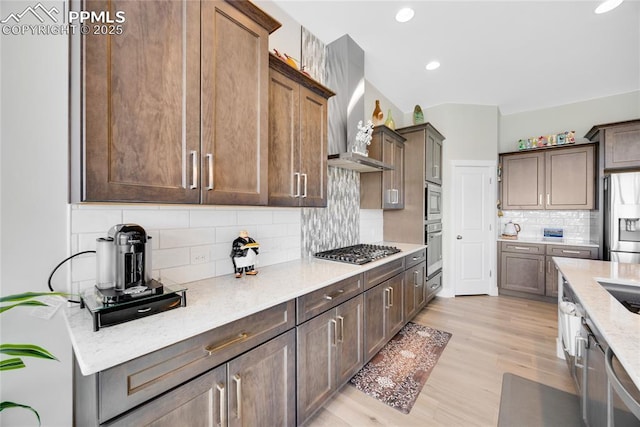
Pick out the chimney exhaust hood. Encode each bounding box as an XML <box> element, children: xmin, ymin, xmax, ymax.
<box><xmin>325</xmin><ymin>35</ymin><xmax>393</xmax><ymax>173</ymax></box>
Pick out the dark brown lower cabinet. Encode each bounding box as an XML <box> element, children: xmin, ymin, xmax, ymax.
<box><xmin>404</xmin><ymin>261</ymin><xmax>427</xmax><ymax>321</ymax></box>
<box><xmin>296</xmin><ymin>295</ymin><xmax>364</xmax><ymax>425</ymax></box>
<box><xmin>364</xmin><ymin>273</ymin><xmax>404</xmax><ymax>362</ymax></box>
<box><xmin>105</xmin><ymin>329</ymin><xmax>295</xmax><ymax>426</ymax></box>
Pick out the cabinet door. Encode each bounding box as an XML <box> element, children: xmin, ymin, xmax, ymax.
<box><xmin>545</xmin><ymin>145</ymin><xmax>595</xmax><ymax>209</ymax></box>
<box><xmin>296</xmin><ymin>310</ymin><xmax>335</xmax><ymax>425</ymax></box>
<box><xmin>406</xmin><ymin>261</ymin><xmax>427</xmax><ymax>314</ymax></box>
<box><xmin>604</xmin><ymin>123</ymin><xmax>640</xmax><ymax>170</ymax></box>
<box><xmin>201</xmin><ymin>1</ymin><xmax>268</xmax><ymax>205</ymax></box>
<box><xmin>426</xmin><ymin>130</ymin><xmax>443</xmax><ymax>185</ymax></box>
<box><xmin>382</xmin><ymin>135</ymin><xmax>405</xmax><ymax>209</ymax></box>
<box><xmin>545</xmin><ymin>257</ymin><xmax>559</xmax><ymax>297</ymax></box>
<box><xmin>501</xmin><ymin>152</ymin><xmax>545</xmax><ymax>210</ymax></box>
<box><xmin>299</xmin><ymin>86</ymin><xmax>328</xmax><ymax>207</ymax></box>
<box><xmin>336</xmin><ymin>294</ymin><xmax>364</xmax><ymax>387</ymax></box>
<box><xmin>104</xmin><ymin>365</ymin><xmax>226</xmax><ymax>427</ymax></box>
<box><xmin>83</xmin><ymin>0</ymin><xmax>200</xmax><ymax>203</ymax></box>
<box><xmin>364</xmin><ymin>283</ymin><xmax>387</xmax><ymax>361</ymax></box>
<box><xmin>227</xmin><ymin>330</ymin><xmax>295</xmax><ymax>427</ymax></box>
<box><xmin>268</xmin><ymin>69</ymin><xmax>300</xmax><ymax>207</ymax></box>
<box><xmin>386</xmin><ymin>273</ymin><xmax>405</xmax><ymax>337</ymax></box>
<box><xmin>499</xmin><ymin>252</ymin><xmax>545</xmax><ymax>295</ymax></box>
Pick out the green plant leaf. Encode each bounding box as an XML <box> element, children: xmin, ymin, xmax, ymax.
<box><xmin>0</xmin><ymin>344</ymin><xmax>58</xmax><ymax>362</ymax></box>
<box><xmin>0</xmin><ymin>292</ymin><xmax>66</xmax><ymax>303</ymax></box>
<box><xmin>0</xmin><ymin>357</ymin><xmax>26</xmax><ymax>371</ymax></box>
<box><xmin>0</xmin><ymin>300</ymin><xmax>48</xmax><ymax>314</ymax></box>
<box><xmin>0</xmin><ymin>401</ymin><xmax>41</xmax><ymax>426</ymax></box>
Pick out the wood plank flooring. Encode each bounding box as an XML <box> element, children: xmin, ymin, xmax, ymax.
<box><xmin>305</xmin><ymin>295</ymin><xmax>575</xmax><ymax>426</ymax></box>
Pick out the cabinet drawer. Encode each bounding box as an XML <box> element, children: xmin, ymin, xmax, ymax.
<box><xmin>364</xmin><ymin>258</ymin><xmax>405</xmax><ymax>290</ymax></box>
<box><xmin>98</xmin><ymin>300</ymin><xmax>295</xmax><ymax>423</ymax></box>
<box><xmin>546</xmin><ymin>245</ymin><xmax>597</xmax><ymax>259</ymax></box>
<box><xmin>501</xmin><ymin>242</ymin><xmax>545</xmax><ymax>255</ymax></box>
<box><xmin>296</xmin><ymin>274</ymin><xmax>363</xmax><ymax>324</ymax></box>
<box><xmin>405</xmin><ymin>249</ymin><xmax>427</xmax><ymax>269</ymax></box>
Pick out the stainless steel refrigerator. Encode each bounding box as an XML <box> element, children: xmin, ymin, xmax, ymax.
<box><xmin>604</xmin><ymin>172</ymin><xmax>640</xmax><ymax>263</ymax></box>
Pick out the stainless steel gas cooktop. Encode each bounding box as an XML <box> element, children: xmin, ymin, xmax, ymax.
<box><xmin>314</xmin><ymin>244</ymin><xmax>401</xmax><ymax>265</ymax></box>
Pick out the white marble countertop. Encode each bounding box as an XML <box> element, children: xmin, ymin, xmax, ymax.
<box><xmin>498</xmin><ymin>236</ymin><xmax>599</xmax><ymax>247</ymax></box>
<box><xmin>554</xmin><ymin>257</ymin><xmax>640</xmax><ymax>388</ymax></box>
<box><xmin>64</xmin><ymin>242</ymin><xmax>426</xmax><ymax>376</ymax></box>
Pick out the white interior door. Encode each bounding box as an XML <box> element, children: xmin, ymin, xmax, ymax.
<box><xmin>452</xmin><ymin>162</ymin><xmax>496</xmax><ymax>295</ymax></box>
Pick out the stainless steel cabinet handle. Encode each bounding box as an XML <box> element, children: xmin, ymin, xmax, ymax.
<box><xmin>206</xmin><ymin>153</ymin><xmax>213</xmax><ymax>190</ymax></box>
<box><xmin>414</xmin><ymin>270</ymin><xmax>420</xmax><ymax>286</ymax></box>
<box><xmin>301</xmin><ymin>173</ymin><xmax>308</xmax><ymax>198</ymax></box>
<box><xmin>330</xmin><ymin>318</ymin><xmax>337</xmax><ymax>346</ymax></box>
<box><xmin>190</xmin><ymin>150</ymin><xmax>198</xmax><ymax>189</ymax></box>
<box><xmin>539</xmin><ymin>260</ymin><xmax>544</xmax><ymax>273</ymax></box>
<box><xmin>204</xmin><ymin>333</ymin><xmax>248</xmax><ymax>356</ymax></box>
<box><xmin>233</xmin><ymin>374</ymin><xmax>242</xmax><ymax>420</ymax></box>
<box><xmin>457</xmin><ymin>235</ymin><xmax>462</xmax><ymax>240</ymax></box>
<box><xmin>514</xmin><ymin>246</ymin><xmax>530</xmax><ymax>251</ymax></box>
<box><xmin>293</xmin><ymin>173</ymin><xmax>301</xmax><ymax>197</ymax></box>
<box><xmin>388</xmin><ymin>286</ymin><xmax>394</xmax><ymax>307</ymax></box>
<box><xmin>562</xmin><ymin>250</ymin><xmax>581</xmax><ymax>255</ymax></box>
<box><xmin>547</xmin><ymin>193</ymin><xmax>551</xmax><ymax>205</ymax></box>
<box><xmin>394</xmin><ymin>189</ymin><xmax>399</xmax><ymax>203</ymax></box>
<box><xmin>337</xmin><ymin>316</ymin><xmax>344</xmax><ymax>343</ymax></box>
<box><xmin>216</xmin><ymin>382</ymin><xmax>226</xmax><ymax>426</ymax></box>
<box><xmin>384</xmin><ymin>287</ymin><xmax>391</xmax><ymax>308</ymax></box>
<box><xmin>539</xmin><ymin>194</ymin><xmax>542</xmax><ymax>205</ymax></box>
<box><xmin>323</xmin><ymin>289</ymin><xmax>344</xmax><ymax>300</ymax></box>
<box><xmin>575</xmin><ymin>336</ymin><xmax>587</xmax><ymax>368</ymax></box>
<box><xmin>547</xmin><ymin>260</ymin><xmax>551</xmax><ymax>274</ymax></box>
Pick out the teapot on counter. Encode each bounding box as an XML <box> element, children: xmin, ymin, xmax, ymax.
<box><xmin>503</xmin><ymin>221</ymin><xmax>521</xmax><ymax>236</ymax></box>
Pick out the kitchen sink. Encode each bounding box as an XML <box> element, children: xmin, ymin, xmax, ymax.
<box><xmin>597</xmin><ymin>280</ymin><xmax>640</xmax><ymax>314</ymax></box>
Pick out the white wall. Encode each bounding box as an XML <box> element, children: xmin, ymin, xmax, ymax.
<box><xmin>499</xmin><ymin>91</ymin><xmax>640</xmax><ymax>153</ymax></box>
<box><xmin>255</xmin><ymin>0</ymin><xmax>302</xmax><ymax>61</ymax></box>
<box><xmin>0</xmin><ymin>1</ymin><xmax>72</xmax><ymax>425</ymax></box>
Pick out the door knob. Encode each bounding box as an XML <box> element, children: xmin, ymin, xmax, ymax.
<box><xmin>456</xmin><ymin>235</ymin><xmax>462</xmax><ymax>240</ymax></box>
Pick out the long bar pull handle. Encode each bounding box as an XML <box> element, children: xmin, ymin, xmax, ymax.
<box><xmin>323</xmin><ymin>289</ymin><xmax>344</xmax><ymax>300</ymax></box>
<box><xmin>190</xmin><ymin>150</ymin><xmax>198</xmax><ymax>189</ymax></box>
<box><xmin>388</xmin><ymin>286</ymin><xmax>394</xmax><ymax>307</ymax></box>
<box><xmin>514</xmin><ymin>246</ymin><xmax>531</xmax><ymax>251</ymax></box>
<box><xmin>414</xmin><ymin>270</ymin><xmax>420</xmax><ymax>287</ymax></box>
<box><xmin>204</xmin><ymin>333</ymin><xmax>248</xmax><ymax>356</ymax></box>
<box><xmin>539</xmin><ymin>260</ymin><xmax>544</xmax><ymax>273</ymax></box>
<box><xmin>301</xmin><ymin>173</ymin><xmax>308</xmax><ymax>198</ymax></box>
<box><xmin>216</xmin><ymin>383</ymin><xmax>226</xmax><ymax>426</ymax></box>
<box><xmin>547</xmin><ymin>260</ymin><xmax>551</xmax><ymax>274</ymax></box>
<box><xmin>337</xmin><ymin>316</ymin><xmax>344</xmax><ymax>343</ymax></box>
<box><xmin>547</xmin><ymin>193</ymin><xmax>551</xmax><ymax>206</ymax></box>
<box><xmin>233</xmin><ymin>374</ymin><xmax>242</xmax><ymax>420</ymax></box>
<box><xmin>562</xmin><ymin>250</ymin><xmax>581</xmax><ymax>255</ymax></box>
<box><xmin>575</xmin><ymin>336</ymin><xmax>587</xmax><ymax>368</ymax></box>
<box><xmin>293</xmin><ymin>173</ymin><xmax>301</xmax><ymax>197</ymax></box>
<box><xmin>384</xmin><ymin>287</ymin><xmax>391</xmax><ymax>309</ymax></box>
<box><xmin>330</xmin><ymin>318</ymin><xmax>337</xmax><ymax>346</ymax></box>
<box><xmin>206</xmin><ymin>153</ymin><xmax>214</xmax><ymax>190</ymax></box>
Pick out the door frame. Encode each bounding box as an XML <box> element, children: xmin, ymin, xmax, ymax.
<box><xmin>448</xmin><ymin>160</ymin><xmax>498</xmax><ymax>297</ymax></box>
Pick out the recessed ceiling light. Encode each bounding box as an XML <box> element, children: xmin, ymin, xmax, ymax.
<box><xmin>595</xmin><ymin>0</ymin><xmax>623</xmax><ymax>14</ymax></box>
<box><xmin>426</xmin><ymin>61</ymin><xmax>440</xmax><ymax>71</ymax></box>
<box><xmin>395</xmin><ymin>7</ymin><xmax>415</xmax><ymax>23</ymax></box>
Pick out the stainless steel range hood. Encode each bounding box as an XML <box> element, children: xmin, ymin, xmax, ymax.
<box><xmin>325</xmin><ymin>35</ymin><xmax>393</xmax><ymax>173</ymax></box>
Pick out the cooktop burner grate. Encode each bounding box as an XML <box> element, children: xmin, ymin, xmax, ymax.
<box><xmin>314</xmin><ymin>244</ymin><xmax>401</xmax><ymax>265</ymax></box>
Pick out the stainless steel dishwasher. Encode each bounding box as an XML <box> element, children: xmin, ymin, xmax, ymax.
<box><xmin>584</xmin><ymin>318</ymin><xmax>608</xmax><ymax>427</ymax></box>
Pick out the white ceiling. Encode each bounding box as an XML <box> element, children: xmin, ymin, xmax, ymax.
<box><xmin>273</xmin><ymin>0</ymin><xmax>640</xmax><ymax>115</ymax></box>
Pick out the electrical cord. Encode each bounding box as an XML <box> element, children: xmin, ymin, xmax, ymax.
<box><xmin>48</xmin><ymin>250</ymin><xmax>96</xmax><ymax>304</ymax></box>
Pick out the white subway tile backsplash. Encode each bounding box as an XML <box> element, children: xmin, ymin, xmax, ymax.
<box><xmin>123</xmin><ymin>209</ymin><xmax>190</xmax><ymax>229</ymax></box>
<box><xmin>71</xmin><ymin>208</ymin><xmax>122</xmax><ymax>233</ymax></box>
<box><xmin>154</xmin><ymin>247</ymin><xmax>190</xmax><ymax>269</ymax></box>
<box><xmin>500</xmin><ymin>210</ymin><xmax>597</xmax><ymax>241</ymax></box>
<box><xmin>159</xmin><ymin>227</ymin><xmax>216</xmax><ymax>248</ymax></box>
<box><xmin>70</xmin><ymin>205</ymin><xmax>304</xmax><ymax>289</ymax></box>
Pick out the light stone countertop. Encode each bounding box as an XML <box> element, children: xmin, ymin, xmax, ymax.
<box><xmin>64</xmin><ymin>242</ymin><xmax>426</xmax><ymax>376</ymax></box>
<box><xmin>498</xmin><ymin>236</ymin><xmax>599</xmax><ymax>247</ymax></box>
<box><xmin>554</xmin><ymin>257</ymin><xmax>640</xmax><ymax>389</ymax></box>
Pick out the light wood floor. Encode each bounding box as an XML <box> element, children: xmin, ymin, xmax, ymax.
<box><xmin>305</xmin><ymin>295</ymin><xmax>575</xmax><ymax>426</ymax></box>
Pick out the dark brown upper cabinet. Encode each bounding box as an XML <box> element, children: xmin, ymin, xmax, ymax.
<box><xmin>71</xmin><ymin>0</ymin><xmax>280</xmax><ymax>204</ymax></box>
